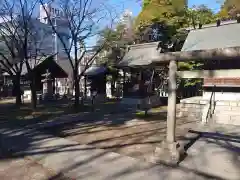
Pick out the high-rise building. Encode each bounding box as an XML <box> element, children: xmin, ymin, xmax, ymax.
<box><xmin>39</xmin><ymin>2</ymin><xmax>70</xmax><ymax>60</ymax></box>
<box><xmin>119</xmin><ymin>9</ymin><xmax>133</xmax><ymax>29</ymax></box>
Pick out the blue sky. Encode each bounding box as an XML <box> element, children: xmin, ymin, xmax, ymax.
<box><xmin>188</xmin><ymin>0</ymin><xmax>221</xmax><ymax>12</ymax></box>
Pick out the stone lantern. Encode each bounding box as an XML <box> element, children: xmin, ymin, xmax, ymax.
<box><xmin>42</xmin><ymin>69</ymin><xmax>54</xmax><ymax>100</ymax></box>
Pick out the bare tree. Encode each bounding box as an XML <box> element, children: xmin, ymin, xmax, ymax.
<box><xmin>40</xmin><ymin>0</ymin><xmax>117</xmax><ymax>108</ymax></box>
<box><xmin>0</xmin><ymin>0</ymin><xmax>50</xmax><ymax>108</ymax></box>
<box><xmin>0</xmin><ymin>0</ymin><xmax>27</xmax><ymax>106</ymax></box>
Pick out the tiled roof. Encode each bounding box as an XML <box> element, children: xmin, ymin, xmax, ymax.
<box><xmin>182</xmin><ymin>21</ymin><xmax>240</xmax><ymax>51</ymax></box>
<box><xmin>118</xmin><ymin>42</ymin><xmax>161</xmax><ymax>67</ymax></box>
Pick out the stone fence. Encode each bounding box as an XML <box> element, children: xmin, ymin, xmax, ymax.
<box><xmin>178</xmin><ymin>97</ymin><xmax>240</xmax><ymax>126</ymax></box>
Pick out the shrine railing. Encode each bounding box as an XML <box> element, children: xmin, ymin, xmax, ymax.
<box><xmin>206</xmin><ymin>86</ymin><xmax>216</xmax><ymax>123</ymax></box>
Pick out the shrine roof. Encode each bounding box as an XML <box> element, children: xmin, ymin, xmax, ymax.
<box><xmin>57</xmin><ymin>59</ymin><xmax>72</xmax><ymax>76</ymax></box>
<box><xmin>117</xmin><ymin>21</ymin><xmax>240</xmax><ymax>66</ymax></box>
<box><xmin>84</xmin><ymin>65</ymin><xmax>107</xmax><ymax>76</ymax></box>
<box><xmin>182</xmin><ymin>21</ymin><xmax>240</xmax><ymax>52</ymax></box>
<box><xmin>20</xmin><ymin>55</ymin><xmax>68</xmax><ymax>78</ymax></box>
<box><xmin>118</xmin><ymin>42</ymin><xmax>161</xmax><ymax>67</ymax></box>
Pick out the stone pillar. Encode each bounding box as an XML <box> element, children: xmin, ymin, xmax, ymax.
<box><xmin>42</xmin><ymin>70</ymin><xmax>54</xmax><ymax>101</ymax></box>
<box><xmin>167</xmin><ymin>60</ymin><xmax>177</xmax><ymax>143</ymax></box>
<box><xmin>152</xmin><ymin>60</ymin><xmax>184</xmax><ymax>165</ymax></box>
<box><xmin>46</xmin><ymin>79</ymin><xmax>53</xmax><ymax>95</ymax></box>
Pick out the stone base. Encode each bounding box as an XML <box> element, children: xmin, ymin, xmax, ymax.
<box><xmin>150</xmin><ymin>141</ymin><xmax>184</xmax><ymax>165</ymax></box>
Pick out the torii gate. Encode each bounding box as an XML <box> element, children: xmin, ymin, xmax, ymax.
<box><xmin>153</xmin><ymin>47</ymin><xmax>240</xmax><ymax>164</ymax></box>
<box><xmin>120</xmin><ymin>42</ymin><xmax>240</xmax><ymax>164</ymax></box>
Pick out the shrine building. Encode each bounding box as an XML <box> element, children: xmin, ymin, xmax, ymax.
<box><xmin>119</xmin><ymin>20</ymin><xmax>240</xmax><ymax>126</ymax></box>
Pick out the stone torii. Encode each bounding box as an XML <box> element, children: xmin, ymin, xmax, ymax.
<box><xmin>119</xmin><ymin>41</ymin><xmax>240</xmax><ymax>164</ymax></box>
<box><xmin>151</xmin><ymin>46</ymin><xmax>240</xmax><ymax>164</ymax></box>
<box><xmin>120</xmin><ymin>43</ymin><xmax>240</xmax><ymax>164</ymax></box>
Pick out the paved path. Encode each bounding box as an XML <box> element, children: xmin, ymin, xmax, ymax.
<box><xmin>1</xmin><ymin>125</ymin><xmax>239</xmax><ymax>180</ymax></box>
<box><xmin>180</xmin><ymin>125</ymin><xmax>240</xmax><ymax>180</ymax></box>
<box><xmin>0</xmin><ymin>154</ymin><xmax>56</xmax><ymax>180</ymax></box>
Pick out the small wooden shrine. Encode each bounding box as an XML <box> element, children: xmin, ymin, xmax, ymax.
<box><xmin>118</xmin><ymin>42</ymin><xmax>166</xmax><ymax>109</ymax></box>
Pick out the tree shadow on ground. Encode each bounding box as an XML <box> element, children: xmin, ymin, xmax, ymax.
<box><xmin>135</xmin><ymin>112</ymin><xmax>167</xmax><ymax>121</ymax></box>
<box><xmin>177</xmin><ymin>129</ymin><xmax>240</xmax><ymax>179</ymax></box>
<box><xmin>0</xmin><ymin>107</ymin><xmax>239</xmax><ymax>179</ymax></box>
<box><xmin>0</xmin><ymin>101</ymin><xmax>192</xmax><ymax>160</ymax></box>
<box><xmin>188</xmin><ymin>130</ymin><xmax>240</xmax><ymax>152</ymax></box>
<box><xmin>0</xmin><ymin>100</ymin><xmax>93</xmax><ymax>128</ymax></box>
<box><xmin>1</xmin><ymin>99</ymin><xmax>238</xmax><ymax>179</ymax></box>
<box><xmin>45</xmin><ymin>148</ymin><xmax>229</xmax><ymax>180</ymax></box>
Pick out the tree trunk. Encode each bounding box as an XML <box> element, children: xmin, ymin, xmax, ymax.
<box><xmin>74</xmin><ymin>71</ymin><xmax>80</xmax><ymax>109</ymax></box>
<box><xmin>123</xmin><ymin>71</ymin><xmax>126</xmax><ymax>87</ymax></box>
<box><xmin>30</xmin><ymin>75</ymin><xmax>37</xmax><ymax>110</ymax></box>
<box><xmin>84</xmin><ymin>76</ymin><xmax>87</xmax><ymax>98</ymax></box>
<box><xmin>14</xmin><ymin>73</ymin><xmax>22</xmax><ymax>106</ymax></box>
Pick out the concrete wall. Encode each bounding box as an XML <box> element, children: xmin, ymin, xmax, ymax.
<box><xmin>212</xmin><ymin>101</ymin><xmax>240</xmax><ymax>125</ymax></box>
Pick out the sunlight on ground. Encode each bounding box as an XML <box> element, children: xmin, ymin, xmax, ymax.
<box><xmin>135</xmin><ymin>106</ymin><xmax>168</xmax><ymax>116</ymax></box>
<box><xmin>0</xmin><ymin>101</ymin><xmax>71</xmax><ymax>124</ymax></box>
<box><xmin>0</xmin><ymin>98</ymin><xmax>15</xmax><ymax>104</ymax></box>
<box><xmin>0</xmin><ymin>99</ymin><xmax>193</xmax><ymax>162</ymax></box>
<box><xmin>17</xmin><ymin>110</ymin><xmax>65</xmax><ymax>120</ymax></box>
<box><xmin>104</xmin><ymin>101</ymin><xmax>117</xmax><ymax>104</ymax></box>
<box><xmin>54</xmin><ymin>116</ymin><xmax>195</xmax><ymax>161</ymax></box>
<box><xmin>46</xmin><ymin>104</ymin><xmax>195</xmax><ymax>161</ymax></box>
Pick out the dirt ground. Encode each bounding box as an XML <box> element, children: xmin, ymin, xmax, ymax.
<box><xmin>45</xmin><ymin>107</ymin><xmax>198</xmax><ymax>161</ymax></box>
<box><xmin>0</xmin><ymin>99</ymin><xmax>198</xmax><ymax>162</ymax></box>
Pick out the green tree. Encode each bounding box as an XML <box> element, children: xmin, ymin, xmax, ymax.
<box><xmin>184</xmin><ymin>5</ymin><xmax>216</xmax><ymax>29</ymax></box>
<box><xmin>220</xmin><ymin>0</ymin><xmax>240</xmax><ymax>17</ymax></box>
<box><xmin>96</xmin><ymin>16</ymin><xmax>140</xmax><ymax>94</ymax></box>
<box><xmin>143</xmin><ymin>0</ymin><xmax>151</xmax><ymax>9</ymax></box>
<box><xmin>135</xmin><ymin>0</ymin><xmax>187</xmax><ymax>29</ymax></box>
<box><xmin>96</xmin><ymin>23</ymin><xmax>135</xmax><ymax>66</ymax></box>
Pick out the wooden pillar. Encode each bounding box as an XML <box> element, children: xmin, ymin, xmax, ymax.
<box><xmin>166</xmin><ymin>60</ymin><xmax>177</xmax><ymax>143</ymax></box>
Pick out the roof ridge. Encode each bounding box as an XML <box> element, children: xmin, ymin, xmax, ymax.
<box><xmin>128</xmin><ymin>41</ymin><xmax>160</xmax><ymax>49</ymax></box>
<box><xmin>183</xmin><ymin>20</ymin><xmax>239</xmax><ymax>31</ymax></box>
